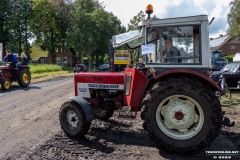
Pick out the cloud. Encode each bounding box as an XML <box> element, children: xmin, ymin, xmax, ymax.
<box><xmin>101</xmin><ymin>0</ymin><xmax>231</xmax><ymax>37</ymax></box>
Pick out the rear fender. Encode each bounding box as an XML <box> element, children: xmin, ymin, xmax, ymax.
<box><xmin>69</xmin><ymin>96</ymin><xmax>94</xmax><ymax>122</ymax></box>
<box><xmin>153</xmin><ymin>69</ymin><xmax>223</xmax><ymax>92</ymax></box>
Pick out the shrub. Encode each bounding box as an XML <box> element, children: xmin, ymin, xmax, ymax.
<box><xmin>223</xmin><ymin>55</ymin><xmax>234</xmax><ymax>63</ymax></box>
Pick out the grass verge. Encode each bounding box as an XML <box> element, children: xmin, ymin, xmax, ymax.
<box><xmin>30</xmin><ymin>64</ymin><xmax>74</xmax><ymax>83</ymax></box>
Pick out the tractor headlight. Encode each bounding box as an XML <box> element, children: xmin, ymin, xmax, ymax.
<box><xmin>125</xmin><ymin>73</ymin><xmax>132</xmax><ymax>96</ymax></box>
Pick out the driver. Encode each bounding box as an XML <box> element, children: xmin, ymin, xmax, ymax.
<box><xmin>162</xmin><ymin>36</ymin><xmax>182</xmax><ymax>63</ymax></box>
<box><xmin>4</xmin><ymin>50</ymin><xmax>18</xmax><ymax>67</ymax></box>
<box><xmin>4</xmin><ymin>50</ymin><xmax>18</xmax><ymax>75</ymax></box>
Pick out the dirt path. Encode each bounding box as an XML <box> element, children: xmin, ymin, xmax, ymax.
<box><xmin>0</xmin><ymin>78</ymin><xmax>73</xmax><ymax>158</ymax></box>
<box><xmin>0</xmin><ymin>78</ymin><xmax>239</xmax><ymax>160</ymax></box>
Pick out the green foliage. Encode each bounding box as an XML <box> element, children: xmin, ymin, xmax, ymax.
<box><xmin>0</xmin><ymin>0</ymin><xmax>15</xmax><ymax>56</ymax></box>
<box><xmin>30</xmin><ymin>64</ymin><xmax>63</xmax><ymax>73</ymax></box>
<box><xmin>2</xmin><ymin>0</ymin><xmax>123</xmax><ymax>68</ymax></box>
<box><xmin>127</xmin><ymin>11</ymin><xmax>146</xmax><ymax>31</ymax></box>
<box><xmin>223</xmin><ymin>55</ymin><xmax>234</xmax><ymax>62</ymax></box>
<box><xmin>228</xmin><ymin>0</ymin><xmax>240</xmax><ymax>40</ymax></box>
<box><xmin>127</xmin><ymin>11</ymin><xmax>159</xmax><ymax>31</ymax></box>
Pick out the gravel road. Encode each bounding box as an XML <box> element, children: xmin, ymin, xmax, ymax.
<box><xmin>0</xmin><ymin>78</ymin><xmax>239</xmax><ymax>160</ymax></box>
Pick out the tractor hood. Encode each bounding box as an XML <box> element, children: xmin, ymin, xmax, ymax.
<box><xmin>0</xmin><ymin>65</ymin><xmax>11</xmax><ymax>70</ymax></box>
<box><xmin>74</xmin><ymin>72</ymin><xmax>125</xmax><ymax>96</ymax></box>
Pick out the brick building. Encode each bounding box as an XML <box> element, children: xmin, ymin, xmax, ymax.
<box><xmin>47</xmin><ymin>51</ymin><xmax>75</xmax><ymax>67</ymax></box>
<box><xmin>210</xmin><ymin>35</ymin><xmax>240</xmax><ymax>55</ymax></box>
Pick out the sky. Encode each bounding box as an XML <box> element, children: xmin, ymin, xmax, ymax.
<box><xmin>99</xmin><ymin>0</ymin><xmax>232</xmax><ymax>38</ymax></box>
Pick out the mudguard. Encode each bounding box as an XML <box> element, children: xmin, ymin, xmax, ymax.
<box><xmin>69</xmin><ymin>96</ymin><xmax>94</xmax><ymax>122</ymax></box>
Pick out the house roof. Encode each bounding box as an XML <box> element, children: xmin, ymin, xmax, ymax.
<box><xmin>210</xmin><ymin>35</ymin><xmax>230</xmax><ymax>48</ymax></box>
<box><xmin>31</xmin><ymin>45</ymin><xmax>48</xmax><ymax>61</ymax></box>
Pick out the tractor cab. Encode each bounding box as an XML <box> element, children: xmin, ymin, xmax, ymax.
<box><xmin>111</xmin><ymin>15</ymin><xmax>211</xmax><ymax>76</ymax></box>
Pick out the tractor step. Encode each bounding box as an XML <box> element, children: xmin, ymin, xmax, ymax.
<box><xmin>118</xmin><ymin>106</ymin><xmax>137</xmax><ymax>119</ymax></box>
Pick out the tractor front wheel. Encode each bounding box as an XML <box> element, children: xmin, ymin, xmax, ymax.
<box><xmin>141</xmin><ymin>77</ymin><xmax>222</xmax><ymax>153</ymax></box>
<box><xmin>1</xmin><ymin>78</ymin><xmax>11</xmax><ymax>91</ymax></box>
<box><xmin>59</xmin><ymin>101</ymin><xmax>91</xmax><ymax>139</ymax></box>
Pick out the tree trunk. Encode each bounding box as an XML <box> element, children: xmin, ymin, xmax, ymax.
<box><xmin>50</xmin><ymin>28</ymin><xmax>56</xmax><ymax>64</ymax></box>
<box><xmin>61</xmin><ymin>40</ymin><xmax>65</xmax><ymax>66</ymax></box>
<box><xmin>24</xmin><ymin>18</ymin><xmax>30</xmax><ymax>59</ymax></box>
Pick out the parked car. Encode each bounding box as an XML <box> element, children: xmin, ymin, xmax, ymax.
<box><xmin>98</xmin><ymin>63</ymin><xmax>109</xmax><ymax>71</ymax></box>
<box><xmin>74</xmin><ymin>64</ymin><xmax>87</xmax><ymax>73</ymax></box>
<box><xmin>210</xmin><ymin>62</ymin><xmax>240</xmax><ymax>88</ymax></box>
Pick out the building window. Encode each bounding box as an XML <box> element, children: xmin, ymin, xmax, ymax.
<box><xmin>230</xmin><ymin>45</ymin><xmax>236</xmax><ymax>49</ymax></box>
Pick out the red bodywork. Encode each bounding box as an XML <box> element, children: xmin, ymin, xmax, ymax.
<box><xmin>74</xmin><ymin>69</ymin><xmax>148</xmax><ymax>108</ymax></box>
<box><xmin>74</xmin><ymin>72</ymin><xmax>125</xmax><ymax>96</ymax></box>
<box><xmin>74</xmin><ymin>68</ymin><xmax>222</xmax><ymax>110</ymax></box>
<box><xmin>154</xmin><ymin>69</ymin><xmax>222</xmax><ymax>91</ymax></box>
<box><xmin>123</xmin><ymin>68</ymin><xmax>148</xmax><ymax>108</ymax></box>
<box><xmin>0</xmin><ymin>65</ymin><xmax>30</xmax><ymax>81</ymax></box>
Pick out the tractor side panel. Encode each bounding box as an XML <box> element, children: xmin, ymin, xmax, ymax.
<box><xmin>74</xmin><ymin>72</ymin><xmax>125</xmax><ymax>97</ymax></box>
<box><xmin>124</xmin><ymin>68</ymin><xmax>148</xmax><ymax>108</ymax></box>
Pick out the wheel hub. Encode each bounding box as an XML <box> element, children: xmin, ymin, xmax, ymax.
<box><xmin>23</xmin><ymin>73</ymin><xmax>29</xmax><ymax>83</ymax></box>
<box><xmin>174</xmin><ymin>111</ymin><xmax>184</xmax><ymax>120</ymax></box>
<box><xmin>5</xmin><ymin>81</ymin><xmax>10</xmax><ymax>89</ymax></box>
<box><xmin>66</xmin><ymin>110</ymin><xmax>79</xmax><ymax>129</ymax></box>
<box><xmin>156</xmin><ymin>95</ymin><xmax>204</xmax><ymax>140</ymax></box>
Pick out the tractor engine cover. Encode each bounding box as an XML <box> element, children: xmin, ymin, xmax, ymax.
<box><xmin>74</xmin><ymin>72</ymin><xmax>125</xmax><ymax>98</ymax></box>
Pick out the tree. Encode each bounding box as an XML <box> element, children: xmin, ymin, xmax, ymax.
<box><xmin>127</xmin><ymin>11</ymin><xmax>146</xmax><ymax>31</ymax></box>
<box><xmin>228</xmin><ymin>0</ymin><xmax>240</xmax><ymax>40</ymax></box>
<box><xmin>30</xmin><ymin>0</ymin><xmax>59</xmax><ymax>64</ymax></box>
<box><xmin>128</xmin><ymin>11</ymin><xmax>158</xmax><ymax>31</ymax></box>
<box><xmin>91</xmin><ymin>8</ymin><xmax>122</xmax><ymax>66</ymax></box>
<box><xmin>12</xmin><ymin>0</ymin><xmax>34</xmax><ymax>58</ymax></box>
<box><xmin>0</xmin><ymin>0</ymin><xmax>14</xmax><ymax>56</ymax></box>
<box><xmin>67</xmin><ymin>0</ymin><xmax>97</xmax><ymax>68</ymax></box>
<box><xmin>52</xmin><ymin>0</ymin><xmax>74</xmax><ymax>66</ymax></box>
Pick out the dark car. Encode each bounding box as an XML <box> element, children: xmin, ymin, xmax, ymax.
<box><xmin>98</xmin><ymin>63</ymin><xmax>109</xmax><ymax>71</ymax></box>
<box><xmin>74</xmin><ymin>64</ymin><xmax>87</xmax><ymax>73</ymax></box>
<box><xmin>210</xmin><ymin>62</ymin><xmax>240</xmax><ymax>88</ymax></box>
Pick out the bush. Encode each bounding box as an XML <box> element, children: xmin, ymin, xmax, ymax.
<box><xmin>223</xmin><ymin>55</ymin><xmax>234</xmax><ymax>63</ymax></box>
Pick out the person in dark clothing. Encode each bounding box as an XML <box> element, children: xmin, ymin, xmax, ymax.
<box><xmin>4</xmin><ymin>50</ymin><xmax>18</xmax><ymax>68</ymax></box>
<box><xmin>135</xmin><ymin>58</ymin><xmax>145</xmax><ymax>69</ymax></box>
<box><xmin>162</xmin><ymin>37</ymin><xmax>182</xmax><ymax>63</ymax></box>
<box><xmin>4</xmin><ymin>50</ymin><xmax>18</xmax><ymax>76</ymax></box>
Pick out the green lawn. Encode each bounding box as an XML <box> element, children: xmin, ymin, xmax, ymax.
<box><xmin>30</xmin><ymin>64</ymin><xmax>74</xmax><ymax>83</ymax></box>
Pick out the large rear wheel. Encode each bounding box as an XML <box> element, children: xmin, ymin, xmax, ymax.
<box><xmin>17</xmin><ymin>69</ymin><xmax>31</xmax><ymax>87</ymax></box>
<box><xmin>141</xmin><ymin>77</ymin><xmax>222</xmax><ymax>153</ymax></box>
<box><xmin>59</xmin><ymin>101</ymin><xmax>91</xmax><ymax>139</ymax></box>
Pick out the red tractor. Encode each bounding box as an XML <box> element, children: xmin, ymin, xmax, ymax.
<box><xmin>59</xmin><ymin>6</ymin><xmax>233</xmax><ymax>153</ymax></box>
<box><xmin>0</xmin><ymin>63</ymin><xmax>31</xmax><ymax>90</ymax></box>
